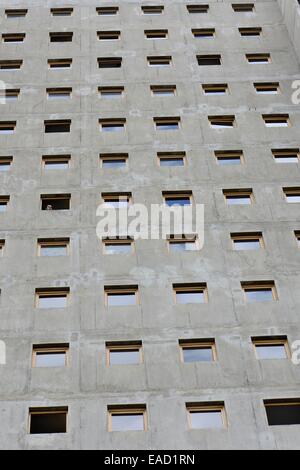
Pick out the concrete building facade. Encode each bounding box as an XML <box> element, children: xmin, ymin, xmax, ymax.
<box><xmin>0</xmin><ymin>0</ymin><xmax>300</xmax><ymax>450</ymax></box>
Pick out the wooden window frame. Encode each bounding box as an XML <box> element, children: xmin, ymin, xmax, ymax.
<box><xmin>179</xmin><ymin>339</ymin><xmax>217</xmax><ymax>363</ymax></box>
<box><xmin>142</xmin><ymin>6</ymin><xmax>164</xmax><ymax>14</ymax></box>
<box><xmin>241</xmin><ymin>281</ymin><xmax>278</xmax><ymax>301</ymax></box>
<box><xmin>2</xmin><ymin>33</ymin><xmax>26</xmax><ymax>43</ymax></box>
<box><xmin>105</xmin><ymin>286</ymin><xmax>139</xmax><ymax>307</ymax></box>
<box><xmin>97</xmin><ymin>31</ymin><xmax>121</xmax><ymax>40</ymax></box>
<box><xmin>192</xmin><ymin>28</ymin><xmax>215</xmax><ymax>38</ymax></box>
<box><xmin>100</xmin><ymin>153</ymin><xmax>128</xmax><ymax>168</ymax></box>
<box><xmin>106</xmin><ymin>341</ymin><xmax>143</xmax><ymax>366</ymax></box>
<box><xmin>28</xmin><ymin>407</ymin><xmax>68</xmax><ymax>434</ymax></box>
<box><xmin>208</xmin><ymin>115</ymin><xmax>235</xmax><ymax>128</ymax></box>
<box><xmin>246</xmin><ymin>53</ymin><xmax>270</xmax><ymax>63</ymax></box>
<box><xmin>96</xmin><ymin>7</ymin><xmax>119</xmax><ymax>15</ymax></box>
<box><xmin>295</xmin><ymin>231</ymin><xmax>300</xmax><ymax>245</ymax></box>
<box><xmin>50</xmin><ymin>8</ymin><xmax>73</xmax><ymax>16</ymax></box>
<box><xmin>154</xmin><ymin>117</ymin><xmax>180</xmax><ymax>130</ymax></box>
<box><xmin>283</xmin><ymin>187</ymin><xmax>300</xmax><ymax>201</ymax></box>
<box><xmin>173</xmin><ymin>283</ymin><xmax>208</xmax><ymax>304</ymax></box>
<box><xmin>254</xmin><ymin>82</ymin><xmax>280</xmax><ymax>94</ymax></box>
<box><xmin>99</xmin><ymin>118</ymin><xmax>126</xmax><ymax>131</ymax></box>
<box><xmin>223</xmin><ymin>188</ymin><xmax>254</xmax><ymax>204</ymax></box>
<box><xmin>186</xmin><ymin>403</ymin><xmax>227</xmax><ymax>429</ymax></box>
<box><xmin>0</xmin><ymin>196</ymin><xmax>10</xmax><ymax>208</ymax></box>
<box><xmin>102</xmin><ymin>192</ymin><xmax>132</xmax><ymax>206</ymax></box>
<box><xmin>107</xmin><ymin>405</ymin><xmax>147</xmax><ymax>432</ymax></box>
<box><xmin>42</xmin><ymin>155</ymin><xmax>71</xmax><ymax>169</ymax></box>
<box><xmin>239</xmin><ymin>27</ymin><xmax>262</xmax><ymax>37</ymax></box>
<box><xmin>215</xmin><ymin>150</ymin><xmax>243</xmax><ymax>164</ymax></box>
<box><xmin>35</xmin><ymin>288</ymin><xmax>70</xmax><ymax>308</ymax></box>
<box><xmin>0</xmin><ymin>239</ymin><xmax>5</xmax><ymax>255</ymax></box>
<box><xmin>32</xmin><ymin>344</ymin><xmax>69</xmax><ymax>368</ymax></box>
<box><xmin>151</xmin><ymin>85</ymin><xmax>176</xmax><ymax>96</ymax></box>
<box><xmin>103</xmin><ymin>237</ymin><xmax>134</xmax><ymax>254</ymax></box>
<box><xmin>147</xmin><ymin>56</ymin><xmax>172</xmax><ymax>66</ymax></box>
<box><xmin>44</xmin><ymin>120</ymin><xmax>71</xmax><ymax>133</ymax></box>
<box><xmin>46</xmin><ymin>88</ymin><xmax>72</xmax><ymax>99</ymax></box>
<box><xmin>167</xmin><ymin>235</ymin><xmax>198</xmax><ymax>252</ymax></box>
<box><xmin>202</xmin><ymin>84</ymin><xmax>228</xmax><ymax>95</ymax></box>
<box><xmin>272</xmin><ymin>148</ymin><xmax>299</xmax><ymax>162</ymax></box>
<box><xmin>197</xmin><ymin>54</ymin><xmax>221</xmax><ymax>66</ymax></box>
<box><xmin>0</xmin><ymin>88</ymin><xmax>20</xmax><ymax>100</ymax></box>
<box><xmin>97</xmin><ymin>57</ymin><xmax>122</xmax><ymax>68</ymax></box>
<box><xmin>5</xmin><ymin>9</ymin><xmax>28</xmax><ymax>18</ymax></box>
<box><xmin>98</xmin><ymin>87</ymin><xmax>124</xmax><ymax>98</ymax></box>
<box><xmin>186</xmin><ymin>5</ymin><xmax>209</xmax><ymax>14</ymax></box>
<box><xmin>145</xmin><ymin>29</ymin><xmax>168</xmax><ymax>39</ymax></box>
<box><xmin>48</xmin><ymin>59</ymin><xmax>72</xmax><ymax>69</ymax></box>
<box><xmin>232</xmin><ymin>3</ymin><xmax>254</xmax><ymax>12</ymax></box>
<box><xmin>49</xmin><ymin>32</ymin><xmax>73</xmax><ymax>43</ymax></box>
<box><xmin>252</xmin><ymin>337</ymin><xmax>290</xmax><ymax>360</ymax></box>
<box><xmin>231</xmin><ymin>232</ymin><xmax>264</xmax><ymax>249</ymax></box>
<box><xmin>157</xmin><ymin>152</ymin><xmax>186</xmax><ymax>166</ymax></box>
<box><xmin>37</xmin><ymin>238</ymin><xmax>70</xmax><ymax>256</ymax></box>
<box><xmin>163</xmin><ymin>191</ymin><xmax>193</xmax><ymax>206</ymax></box>
<box><xmin>40</xmin><ymin>193</ymin><xmax>71</xmax><ymax>210</ymax></box>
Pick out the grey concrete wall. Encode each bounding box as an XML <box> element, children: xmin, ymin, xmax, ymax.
<box><xmin>0</xmin><ymin>0</ymin><xmax>300</xmax><ymax>449</ymax></box>
<box><xmin>277</xmin><ymin>0</ymin><xmax>300</xmax><ymax>63</ymax></box>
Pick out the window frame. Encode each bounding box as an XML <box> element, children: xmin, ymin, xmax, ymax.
<box><xmin>106</xmin><ymin>341</ymin><xmax>143</xmax><ymax>366</ymax></box>
<box><xmin>32</xmin><ymin>344</ymin><xmax>69</xmax><ymax>368</ymax></box>
<box><xmin>108</xmin><ymin>405</ymin><xmax>147</xmax><ymax>432</ymax></box>
<box><xmin>29</xmin><ymin>407</ymin><xmax>68</xmax><ymax>434</ymax></box>
<box><xmin>241</xmin><ymin>281</ymin><xmax>278</xmax><ymax>302</ymax></box>
<box><xmin>37</xmin><ymin>238</ymin><xmax>70</xmax><ymax>257</ymax></box>
<box><xmin>186</xmin><ymin>403</ymin><xmax>227</xmax><ymax>429</ymax></box>
<box><xmin>179</xmin><ymin>339</ymin><xmax>217</xmax><ymax>363</ymax></box>
<box><xmin>35</xmin><ymin>288</ymin><xmax>70</xmax><ymax>308</ymax></box>
<box><xmin>105</xmin><ymin>285</ymin><xmax>139</xmax><ymax>307</ymax></box>
<box><xmin>173</xmin><ymin>283</ymin><xmax>208</xmax><ymax>304</ymax></box>
<box><xmin>252</xmin><ymin>337</ymin><xmax>290</xmax><ymax>360</ymax></box>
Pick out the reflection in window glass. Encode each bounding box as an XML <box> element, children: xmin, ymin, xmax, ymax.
<box><xmin>245</xmin><ymin>289</ymin><xmax>273</xmax><ymax>302</ymax></box>
<box><xmin>190</xmin><ymin>410</ymin><xmax>224</xmax><ymax>429</ymax></box>
<box><xmin>255</xmin><ymin>344</ymin><xmax>287</xmax><ymax>359</ymax></box>
<box><xmin>35</xmin><ymin>352</ymin><xmax>66</xmax><ymax>367</ymax></box>
<box><xmin>38</xmin><ymin>295</ymin><xmax>67</xmax><ymax>308</ymax></box>
<box><xmin>176</xmin><ymin>291</ymin><xmax>205</xmax><ymax>304</ymax></box>
<box><xmin>111</xmin><ymin>413</ymin><xmax>144</xmax><ymax>431</ymax></box>
<box><xmin>183</xmin><ymin>347</ymin><xmax>213</xmax><ymax>362</ymax></box>
<box><xmin>109</xmin><ymin>349</ymin><xmax>140</xmax><ymax>365</ymax></box>
<box><xmin>107</xmin><ymin>292</ymin><xmax>136</xmax><ymax>306</ymax></box>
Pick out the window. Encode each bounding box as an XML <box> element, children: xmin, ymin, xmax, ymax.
<box><xmin>0</xmin><ymin>196</ymin><xmax>10</xmax><ymax>212</ymax></box>
<box><xmin>51</xmin><ymin>8</ymin><xmax>73</xmax><ymax>16</ymax></box>
<box><xmin>168</xmin><ymin>235</ymin><xmax>197</xmax><ymax>251</ymax></box>
<box><xmin>262</xmin><ymin>114</ymin><xmax>289</xmax><ymax>127</ymax></box>
<box><xmin>151</xmin><ymin>85</ymin><xmax>176</xmax><ymax>96</ymax></box>
<box><xmin>163</xmin><ymin>191</ymin><xmax>192</xmax><ymax>207</ymax></box>
<box><xmin>158</xmin><ymin>152</ymin><xmax>185</xmax><ymax>167</ymax></box>
<box><xmin>98</xmin><ymin>87</ymin><xmax>124</xmax><ymax>99</ymax></box>
<box><xmin>232</xmin><ymin>3</ymin><xmax>254</xmax><ymax>12</ymax></box>
<box><xmin>173</xmin><ymin>283</ymin><xmax>208</xmax><ymax>304</ymax></box>
<box><xmin>105</xmin><ymin>286</ymin><xmax>139</xmax><ymax>307</ymax></box>
<box><xmin>272</xmin><ymin>148</ymin><xmax>299</xmax><ymax>163</ymax></box>
<box><xmin>32</xmin><ymin>344</ymin><xmax>69</xmax><ymax>367</ymax></box>
<box><xmin>197</xmin><ymin>55</ymin><xmax>221</xmax><ymax>66</ymax></box>
<box><xmin>215</xmin><ymin>150</ymin><xmax>243</xmax><ymax>165</ymax></box>
<box><xmin>0</xmin><ymin>60</ymin><xmax>23</xmax><ymax>70</ymax></box>
<box><xmin>5</xmin><ymin>9</ymin><xmax>28</xmax><ymax>18</ymax></box>
<box><xmin>49</xmin><ymin>32</ymin><xmax>73</xmax><ymax>43</ymax></box>
<box><xmin>106</xmin><ymin>341</ymin><xmax>143</xmax><ymax>365</ymax></box>
<box><xmin>154</xmin><ymin>117</ymin><xmax>180</xmax><ymax>130</ymax></box>
<box><xmin>0</xmin><ymin>240</ymin><xmax>5</xmax><ymax>255</ymax></box>
<box><xmin>2</xmin><ymin>33</ymin><xmax>26</xmax><ymax>43</ymax></box>
<box><xmin>48</xmin><ymin>59</ymin><xmax>72</xmax><ymax>69</ymax></box>
<box><xmin>145</xmin><ymin>30</ymin><xmax>168</xmax><ymax>39</ymax></box>
<box><xmin>41</xmin><ymin>194</ymin><xmax>71</xmax><ymax>211</ymax></box>
<box><xmin>99</xmin><ymin>119</ymin><xmax>126</xmax><ymax>132</ymax></box>
<box><xmin>47</xmin><ymin>88</ymin><xmax>72</xmax><ymax>100</ymax></box>
<box><xmin>103</xmin><ymin>238</ymin><xmax>133</xmax><ymax>254</ymax></box>
<box><xmin>246</xmin><ymin>53</ymin><xmax>270</xmax><ymax>63</ymax></box>
<box><xmin>223</xmin><ymin>189</ymin><xmax>253</xmax><ymax>205</ymax></box>
<box><xmin>295</xmin><ymin>231</ymin><xmax>300</xmax><ymax>246</ymax></box>
<box><xmin>36</xmin><ymin>288</ymin><xmax>69</xmax><ymax>308</ymax></box>
<box><xmin>42</xmin><ymin>155</ymin><xmax>70</xmax><ymax>170</ymax></box>
<box><xmin>239</xmin><ymin>27</ymin><xmax>262</xmax><ymax>36</ymax></box>
<box><xmin>187</xmin><ymin>5</ymin><xmax>209</xmax><ymax>13</ymax></box>
<box><xmin>29</xmin><ymin>408</ymin><xmax>68</xmax><ymax>434</ymax></box>
<box><xmin>264</xmin><ymin>400</ymin><xmax>300</xmax><ymax>426</ymax></box>
<box><xmin>0</xmin><ymin>156</ymin><xmax>13</xmax><ymax>171</ymax></box>
<box><xmin>98</xmin><ymin>57</ymin><xmax>122</xmax><ymax>68</ymax></box>
<box><xmin>147</xmin><ymin>56</ymin><xmax>172</xmax><ymax>66</ymax></box>
<box><xmin>100</xmin><ymin>153</ymin><xmax>128</xmax><ymax>168</ymax></box>
<box><xmin>44</xmin><ymin>120</ymin><xmax>71</xmax><ymax>133</ymax></box>
<box><xmin>0</xmin><ymin>121</ymin><xmax>16</xmax><ymax>134</ymax></box>
<box><xmin>241</xmin><ymin>281</ymin><xmax>277</xmax><ymax>302</ymax></box>
<box><xmin>0</xmin><ymin>89</ymin><xmax>20</xmax><ymax>101</ymax></box>
<box><xmin>97</xmin><ymin>31</ymin><xmax>121</xmax><ymax>40</ymax></box>
<box><xmin>179</xmin><ymin>339</ymin><xmax>216</xmax><ymax>363</ymax></box>
<box><xmin>254</xmin><ymin>82</ymin><xmax>280</xmax><ymax>94</ymax></box>
<box><xmin>96</xmin><ymin>7</ymin><xmax>119</xmax><ymax>15</ymax></box>
<box><xmin>283</xmin><ymin>187</ymin><xmax>300</xmax><ymax>203</ymax></box>
<box><xmin>252</xmin><ymin>336</ymin><xmax>289</xmax><ymax>360</ymax></box>
<box><xmin>186</xmin><ymin>403</ymin><xmax>226</xmax><ymax>429</ymax></box>
<box><xmin>231</xmin><ymin>232</ymin><xmax>263</xmax><ymax>250</ymax></box>
<box><xmin>142</xmin><ymin>6</ymin><xmax>164</xmax><ymax>14</ymax></box>
<box><xmin>209</xmin><ymin>116</ymin><xmax>235</xmax><ymax>128</ymax></box>
<box><xmin>192</xmin><ymin>29</ymin><xmax>215</xmax><ymax>38</ymax></box>
<box><xmin>38</xmin><ymin>238</ymin><xmax>69</xmax><ymax>257</ymax></box>
<box><xmin>102</xmin><ymin>192</ymin><xmax>132</xmax><ymax>208</ymax></box>
<box><xmin>202</xmin><ymin>84</ymin><xmax>228</xmax><ymax>95</ymax></box>
<box><xmin>108</xmin><ymin>405</ymin><xmax>147</xmax><ymax>432</ymax></box>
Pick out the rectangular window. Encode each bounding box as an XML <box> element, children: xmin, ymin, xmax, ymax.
<box><xmin>263</xmin><ymin>114</ymin><xmax>289</xmax><ymax>127</ymax></box>
<box><xmin>231</xmin><ymin>232</ymin><xmax>263</xmax><ymax>250</ymax></box>
<box><xmin>47</xmin><ymin>88</ymin><xmax>72</xmax><ymax>100</ymax></box>
<box><xmin>106</xmin><ymin>341</ymin><xmax>142</xmax><ymax>365</ymax></box>
<box><xmin>180</xmin><ymin>339</ymin><xmax>216</xmax><ymax>363</ymax></box>
<box><xmin>105</xmin><ymin>286</ymin><xmax>139</xmax><ymax>307</ymax></box>
<box><xmin>0</xmin><ymin>240</ymin><xmax>5</xmax><ymax>255</ymax></box>
<box><xmin>264</xmin><ymin>400</ymin><xmax>300</xmax><ymax>426</ymax></box>
<box><xmin>0</xmin><ymin>196</ymin><xmax>10</xmax><ymax>212</ymax></box>
<box><xmin>252</xmin><ymin>336</ymin><xmax>289</xmax><ymax>360</ymax></box>
<box><xmin>36</xmin><ymin>288</ymin><xmax>70</xmax><ymax>308</ymax></box>
<box><xmin>42</xmin><ymin>155</ymin><xmax>70</xmax><ymax>170</ymax></box>
<box><xmin>239</xmin><ymin>27</ymin><xmax>262</xmax><ymax>36</ymax></box>
<box><xmin>98</xmin><ymin>57</ymin><xmax>122</xmax><ymax>68</ymax></box>
<box><xmin>5</xmin><ymin>9</ymin><xmax>27</xmax><ymax>18</ymax></box>
<box><xmin>98</xmin><ymin>87</ymin><xmax>124</xmax><ymax>99</ymax></box>
<box><xmin>272</xmin><ymin>148</ymin><xmax>299</xmax><ymax>163</ymax></box>
<box><xmin>0</xmin><ymin>60</ymin><xmax>23</xmax><ymax>70</ymax></box>
<box><xmin>158</xmin><ymin>152</ymin><xmax>185</xmax><ymax>167</ymax></box>
<box><xmin>192</xmin><ymin>29</ymin><xmax>215</xmax><ymax>38</ymax></box>
<box><xmin>103</xmin><ymin>238</ymin><xmax>133</xmax><ymax>255</ymax></box>
<box><xmin>51</xmin><ymin>8</ymin><xmax>73</xmax><ymax>16</ymax></box>
<box><xmin>102</xmin><ymin>193</ymin><xmax>132</xmax><ymax>208</ymax></box>
<box><xmin>44</xmin><ymin>120</ymin><xmax>71</xmax><ymax>133</ymax></box>
<box><xmin>147</xmin><ymin>56</ymin><xmax>172</xmax><ymax>66</ymax></box>
<box><xmin>32</xmin><ymin>344</ymin><xmax>69</xmax><ymax>368</ymax></box>
<box><xmin>232</xmin><ymin>3</ymin><xmax>254</xmax><ymax>12</ymax></box>
<box><xmin>197</xmin><ymin>55</ymin><xmax>221</xmax><ymax>66</ymax></box>
<box><xmin>186</xmin><ymin>403</ymin><xmax>226</xmax><ymax>429</ymax></box>
<box><xmin>142</xmin><ymin>6</ymin><xmax>164</xmax><ymax>14</ymax></box>
<box><xmin>174</xmin><ymin>283</ymin><xmax>207</xmax><ymax>304</ymax></box>
<box><xmin>0</xmin><ymin>121</ymin><xmax>16</xmax><ymax>134</ymax></box>
<box><xmin>2</xmin><ymin>33</ymin><xmax>26</xmax><ymax>43</ymax></box>
<box><xmin>223</xmin><ymin>189</ymin><xmax>253</xmax><ymax>205</ymax></box>
<box><xmin>151</xmin><ymin>85</ymin><xmax>176</xmax><ymax>96</ymax></box>
<box><xmin>38</xmin><ymin>238</ymin><xmax>69</xmax><ymax>257</ymax></box>
<box><xmin>49</xmin><ymin>32</ymin><xmax>73</xmax><ymax>43</ymax></box>
<box><xmin>29</xmin><ymin>407</ymin><xmax>68</xmax><ymax>434</ymax></box>
<box><xmin>41</xmin><ymin>194</ymin><xmax>71</xmax><ymax>211</ymax></box>
<box><xmin>108</xmin><ymin>405</ymin><xmax>147</xmax><ymax>432</ymax></box>
<box><xmin>100</xmin><ymin>153</ymin><xmax>128</xmax><ymax>168</ymax></box>
<box><xmin>187</xmin><ymin>5</ymin><xmax>209</xmax><ymax>13</ymax></box>
<box><xmin>168</xmin><ymin>235</ymin><xmax>197</xmax><ymax>252</ymax></box>
<box><xmin>97</xmin><ymin>31</ymin><xmax>121</xmax><ymax>40</ymax></box>
<box><xmin>241</xmin><ymin>281</ymin><xmax>277</xmax><ymax>302</ymax></box>
<box><xmin>254</xmin><ymin>82</ymin><xmax>280</xmax><ymax>94</ymax></box>
<box><xmin>215</xmin><ymin>150</ymin><xmax>243</xmax><ymax>165</ymax></box>
<box><xmin>163</xmin><ymin>191</ymin><xmax>192</xmax><ymax>207</ymax></box>
<box><xmin>96</xmin><ymin>7</ymin><xmax>119</xmax><ymax>15</ymax></box>
<box><xmin>145</xmin><ymin>30</ymin><xmax>168</xmax><ymax>39</ymax></box>
<box><xmin>99</xmin><ymin>119</ymin><xmax>126</xmax><ymax>132</ymax></box>
<box><xmin>0</xmin><ymin>156</ymin><xmax>13</xmax><ymax>171</ymax></box>
<box><xmin>48</xmin><ymin>59</ymin><xmax>72</xmax><ymax>69</ymax></box>
<box><xmin>202</xmin><ymin>84</ymin><xmax>228</xmax><ymax>95</ymax></box>
<box><xmin>283</xmin><ymin>187</ymin><xmax>300</xmax><ymax>203</ymax></box>
<box><xmin>154</xmin><ymin>117</ymin><xmax>180</xmax><ymax>130</ymax></box>
<box><xmin>0</xmin><ymin>88</ymin><xmax>20</xmax><ymax>101</ymax></box>
<box><xmin>246</xmin><ymin>53</ymin><xmax>270</xmax><ymax>63</ymax></box>
<box><xmin>295</xmin><ymin>231</ymin><xmax>300</xmax><ymax>246</ymax></box>
<box><xmin>209</xmin><ymin>116</ymin><xmax>235</xmax><ymax>128</ymax></box>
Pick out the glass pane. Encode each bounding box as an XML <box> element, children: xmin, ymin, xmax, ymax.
<box><xmin>176</xmin><ymin>291</ymin><xmax>205</xmax><ymax>304</ymax></box>
<box><xmin>40</xmin><ymin>245</ymin><xmax>67</xmax><ymax>256</ymax></box>
<box><xmin>111</xmin><ymin>413</ymin><xmax>144</xmax><ymax>431</ymax></box>
<box><xmin>160</xmin><ymin>158</ymin><xmax>184</xmax><ymax>166</ymax></box>
<box><xmin>245</xmin><ymin>289</ymin><xmax>273</xmax><ymax>302</ymax></box>
<box><xmin>104</xmin><ymin>243</ymin><xmax>131</xmax><ymax>254</ymax></box>
<box><xmin>183</xmin><ymin>347</ymin><xmax>213</xmax><ymax>362</ymax></box>
<box><xmin>0</xmin><ymin>204</ymin><xmax>7</xmax><ymax>212</ymax></box>
<box><xmin>44</xmin><ymin>162</ymin><xmax>69</xmax><ymax>169</ymax></box>
<box><xmin>275</xmin><ymin>157</ymin><xmax>298</xmax><ymax>163</ymax></box>
<box><xmin>109</xmin><ymin>349</ymin><xmax>140</xmax><ymax>365</ymax></box>
<box><xmin>104</xmin><ymin>200</ymin><xmax>129</xmax><ymax>208</ymax></box>
<box><xmin>256</xmin><ymin>344</ymin><xmax>287</xmax><ymax>359</ymax></box>
<box><xmin>287</xmin><ymin>195</ymin><xmax>300</xmax><ymax>203</ymax></box>
<box><xmin>233</xmin><ymin>240</ymin><xmax>260</xmax><ymax>250</ymax></box>
<box><xmin>102</xmin><ymin>126</ymin><xmax>124</xmax><ymax>132</ymax></box>
<box><xmin>157</xmin><ymin>124</ymin><xmax>178</xmax><ymax>130</ymax></box>
<box><xmin>107</xmin><ymin>293</ymin><xmax>136</xmax><ymax>306</ymax></box>
<box><xmin>190</xmin><ymin>410</ymin><xmax>223</xmax><ymax>429</ymax></box>
<box><xmin>170</xmin><ymin>242</ymin><xmax>197</xmax><ymax>251</ymax></box>
<box><xmin>102</xmin><ymin>160</ymin><xmax>126</xmax><ymax>168</ymax></box>
<box><xmin>218</xmin><ymin>158</ymin><xmax>241</xmax><ymax>165</ymax></box>
<box><xmin>166</xmin><ymin>198</ymin><xmax>190</xmax><ymax>206</ymax></box>
<box><xmin>35</xmin><ymin>352</ymin><xmax>66</xmax><ymax>367</ymax></box>
<box><xmin>0</xmin><ymin>163</ymin><xmax>11</xmax><ymax>171</ymax></box>
<box><xmin>38</xmin><ymin>296</ymin><xmax>67</xmax><ymax>308</ymax></box>
<box><xmin>227</xmin><ymin>196</ymin><xmax>251</xmax><ymax>205</ymax></box>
